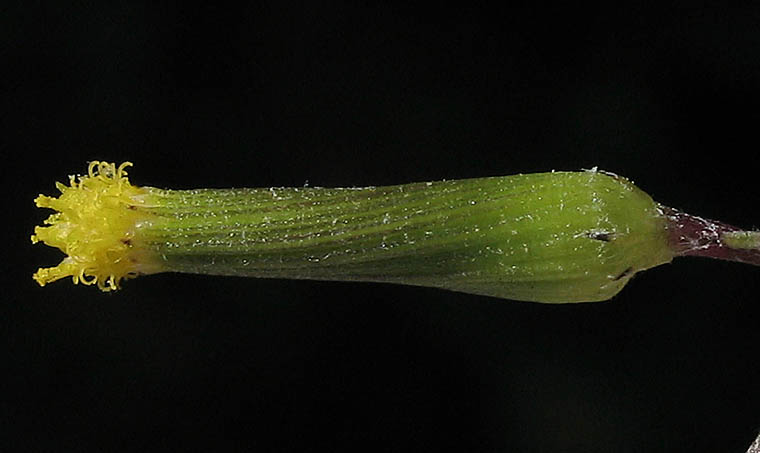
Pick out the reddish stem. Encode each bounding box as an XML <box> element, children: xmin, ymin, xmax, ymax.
<box><xmin>661</xmin><ymin>205</ymin><xmax>760</xmax><ymax>266</ymax></box>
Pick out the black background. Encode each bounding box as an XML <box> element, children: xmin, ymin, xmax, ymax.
<box><xmin>5</xmin><ymin>3</ymin><xmax>760</xmax><ymax>452</ymax></box>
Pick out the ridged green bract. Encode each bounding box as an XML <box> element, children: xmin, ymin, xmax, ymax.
<box><xmin>139</xmin><ymin>170</ymin><xmax>673</xmax><ymax>303</ymax></box>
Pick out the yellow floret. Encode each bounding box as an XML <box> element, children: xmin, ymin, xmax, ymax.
<box><xmin>32</xmin><ymin>161</ymin><xmax>149</xmax><ymax>291</ymax></box>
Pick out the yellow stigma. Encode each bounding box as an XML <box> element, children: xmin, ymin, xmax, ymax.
<box><xmin>32</xmin><ymin>161</ymin><xmax>150</xmax><ymax>291</ymax></box>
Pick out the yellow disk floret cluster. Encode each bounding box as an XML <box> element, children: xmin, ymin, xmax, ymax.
<box><xmin>32</xmin><ymin>161</ymin><xmax>149</xmax><ymax>291</ymax></box>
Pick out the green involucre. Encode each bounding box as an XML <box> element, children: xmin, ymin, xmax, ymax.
<box><xmin>131</xmin><ymin>170</ymin><xmax>672</xmax><ymax>303</ymax></box>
